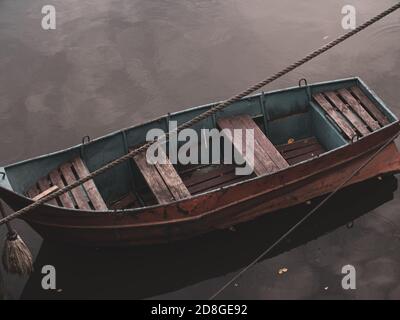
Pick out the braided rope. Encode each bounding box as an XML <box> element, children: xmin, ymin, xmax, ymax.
<box><xmin>1</xmin><ymin>2</ymin><xmax>399</xmax><ymax>226</ymax></box>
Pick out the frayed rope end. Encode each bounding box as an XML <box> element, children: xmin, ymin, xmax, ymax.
<box><xmin>2</xmin><ymin>232</ymin><xmax>33</xmax><ymax>276</ymax></box>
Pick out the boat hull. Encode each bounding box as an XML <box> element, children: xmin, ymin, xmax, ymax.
<box><xmin>1</xmin><ymin>122</ymin><xmax>399</xmax><ymax>246</ymax></box>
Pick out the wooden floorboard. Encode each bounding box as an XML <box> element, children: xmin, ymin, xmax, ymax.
<box><xmin>313</xmin><ymin>93</ymin><xmax>356</xmax><ymax>140</ymax></box>
<box><xmin>349</xmin><ymin>86</ymin><xmax>390</xmax><ymax>126</ymax></box>
<box><xmin>283</xmin><ymin>144</ymin><xmax>324</xmax><ymax>160</ymax></box>
<box><xmin>37</xmin><ymin>176</ymin><xmax>58</xmax><ymax>206</ymax></box>
<box><xmin>187</xmin><ymin>170</ymin><xmax>249</xmax><ymax>194</ymax></box>
<box><xmin>325</xmin><ymin>91</ymin><xmax>370</xmax><ymax>136</ymax></box>
<box><xmin>338</xmin><ymin>88</ymin><xmax>380</xmax><ymax>131</ymax></box>
<box><xmin>287</xmin><ymin>147</ymin><xmax>324</xmax><ymax>165</ymax></box>
<box><xmin>49</xmin><ymin>169</ymin><xmax>75</xmax><ymax>208</ymax></box>
<box><xmin>110</xmin><ymin>192</ymin><xmax>138</xmax><ymax>210</ymax></box>
<box><xmin>26</xmin><ymin>184</ymin><xmax>40</xmax><ymax>199</ymax></box>
<box><xmin>32</xmin><ymin>185</ymin><xmax>57</xmax><ymax>200</ymax></box>
<box><xmin>178</xmin><ymin>163</ymin><xmax>210</xmax><ymax>176</ymax></box>
<box><xmin>72</xmin><ymin>158</ymin><xmax>108</xmax><ymax>210</ymax></box>
<box><xmin>26</xmin><ymin>158</ymin><xmax>107</xmax><ymax>210</ymax></box>
<box><xmin>184</xmin><ymin>165</ymin><xmax>235</xmax><ymax>188</ymax></box>
<box><xmin>276</xmin><ymin>136</ymin><xmax>326</xmax><ymax>165</ymax></box>
<box><xmin>178</xmin><ymin>162</ymin><xmax>247</xmax><ymax>195</ymax></box>
<box><xmin>276</xmin><ymin>137</ymin><xmax>318</xmax><ymax>153</ymax></box>
<box><xmin>27</xmin><ymin>182</ymin><xmax>59</xmax><ymax>206</ymax></box>
<box><xmin>60</xmin><ymin>163</ymin><xmax>91</xmax><ymax>210</ymax></box>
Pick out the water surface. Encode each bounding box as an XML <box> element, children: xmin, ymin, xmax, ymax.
<box><xmin>0</xmin><ymin>0</ymin><xmax>400</xmax><ymax>299</ymax></box>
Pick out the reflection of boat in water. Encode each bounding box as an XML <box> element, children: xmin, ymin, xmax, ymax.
<box><xmin>0</xmin><ymin>78</ymin><xmax>400</xmax><ymax>246</ymax></box>
<box><xmin>20</xmin><ymin>175</ymin><xmax>398</xmax><ymax>300</ymax></box>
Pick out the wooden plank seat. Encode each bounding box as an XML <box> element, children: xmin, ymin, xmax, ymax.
<box><xmin>276</xmin><ymin>137</ymin><xmax>326</xmax><ymax>165</ymax></box>
<box><xmin>131</xmin><ymin>146</ymin><xmax>191</xmax><ymax>204</ymax></box>
<box><xmin>217</xmin><ymin>114</ymin><xmax>289</xmax><ymax>176</ymax></box>
<box><xmin>26</xmin><ymin>157</ymin><xmax>108</xmax><ymax>210</ymax></box>
<box><xmin>313</xmin><ymin>87</ymin><xmax>390</xmax><ymax>140</ymax></box>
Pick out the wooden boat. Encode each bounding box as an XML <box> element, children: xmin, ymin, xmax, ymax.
<box><xmin>0</xmin><ymin>77</ymin><xmax>399</xmax><ymax>246</ymax></box>
<box><xmin>20</xmin><ymin>176</ymin><xmax>399</xmax><ymax>299</ymax></box>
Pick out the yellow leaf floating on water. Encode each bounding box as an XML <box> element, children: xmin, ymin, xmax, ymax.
<box><xmin>288</xmin><ymin>138</ymin><xmax>295</xmax><ymax>144</ymax></box>
<box><xmin>278</xmin><ymin>267</ymin><xmax>288</xmax><ymax>275</ymax></box>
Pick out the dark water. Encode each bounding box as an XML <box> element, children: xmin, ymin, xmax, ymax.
<box><xmin>1</xmin><ymin>0</ymin><xmax>400</xmax><ymax>299</ymax></box>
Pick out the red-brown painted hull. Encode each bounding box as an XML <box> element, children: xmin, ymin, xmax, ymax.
<box><xmin>1</xmin><ymin>122</ymin><xmax>400</xmax><ymax>246</ymax></box>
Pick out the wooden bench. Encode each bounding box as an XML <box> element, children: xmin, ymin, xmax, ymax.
<box><xmin>132</xmin><ymin>146</ymin><xmax>191</xmax><ymax>204</ymax></box>
<box><xmin>26</xmin><ymin>157</ymin><xmax>108</xmax><ymax>210</ymax></box>
<box><xmin>313</xmin><ymin>87</ymin><xmax>389</xmax><ymax>140</ymax></box>
<box><xmin>217</xmin><ymin>114</ymin><xmax>289</xmax><ymax>176</ymax></box>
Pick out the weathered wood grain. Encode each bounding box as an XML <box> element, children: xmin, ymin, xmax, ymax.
<box><xmin>313</xmin><ymin>93</ymin><xmax>356</xmax><ymax>140</ymax></box>
<box><xmin>218</xmin><ymin>114</ymin><xmax>288</xmax><ymax>176</ymax></box>
<box><xmin>350</xmin><ymin>86</ymin><xmax>390</xmax><ymax>126</ymax></box>
<box><xmin>49</xmin><ymin>169</ymin><xmax>75</xmax><ymax>208</ymax></box>
<box><xmin>32</xmin><ymin>185</ymin><xmax>59</xmax><ymax>202</ymax></box>
<box><xmin>133</xmin><ymin>148</ymin><xmax>190</xmax><ymax>204</ymax></box>
<box><xmin>110</xmin><ymin>193</ymin><xmax>138</xmax><ymax>210</ymax></box>
<box><xmin>60</xmin><ymin>163</ymin><xmax>91</xmax><ymax>210</ymax></box>
<box><xmin>37</xmin><ymin>176</ymin><xmax>58</xmax><ymax>205</ymax></box>
<box><xmin>72</xmin><ymin>158</ymin><xmax>107</xmax><ymax>210</ymax></box>
<box><xmin>325</xmin><ymin>91</ymin><xmax>370</xmax><ymax>136</ymax></box>
<box><xmin>338</xmin><ymin>88</ymin><xmax>380</xmax><ymax>131</ymax></box>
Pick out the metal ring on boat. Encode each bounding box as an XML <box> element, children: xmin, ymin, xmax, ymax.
<box><xmin>298</xmin><ymin>78</ymin><xmax>312</xmax><ymax>101</ymax></box>
<box><xmin>351</xmin><ymin>135</ymin><xmax>359</xmax><ymax>143</ymax></box>
<box><xmin>298</xmin><ymin>78</ymin><xmax>308</xmax><ymax>87</ymax></box>
<box><xmin>80</xmin><ymin>135</ymin><xmax>91</xmax><ymax>160</ymax></box>
<box><xmin>82</xmin><ymin>135</ymin><xmax>91</xmax><ymax>145</ymax></box>
<box><xmin>346</xmin><ymin>221</ymin><xmax>354</xmax><ymax>229</ymax></box>
<box><xmin>0</xmin><ymin>172</ymin><xmax>5</xmax><ymax>180</ymax></box>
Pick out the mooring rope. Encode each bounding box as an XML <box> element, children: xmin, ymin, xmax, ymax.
<box><xmin>0</xmin><ymin>2</ymin><xmax>399</xmax><ymax>226</ymax></box>
<box><xmin>209</xmin><ymin>132</ymin><xmax>399</xmax><ymax>300</ymax></box>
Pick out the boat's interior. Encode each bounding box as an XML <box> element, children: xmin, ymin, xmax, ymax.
<box><xmin>3</xmin><ymin>78</ymin><xmax>396</xmax><ymax>211</ymax></box>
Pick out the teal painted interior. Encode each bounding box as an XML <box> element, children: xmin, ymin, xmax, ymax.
<box><xmin>6</xmin><ymin>148</ymin><xmax>80</xmax><ymax>195</ymax></box>
<box><xmin>2</xmin><ymin>77</ymin><xmax>397</xmax><ymax>205</ymax></box>
<box><xmin>83</xmin><ymin>133</ymin><xmax>132</xmax><ymax>204</ymax></box>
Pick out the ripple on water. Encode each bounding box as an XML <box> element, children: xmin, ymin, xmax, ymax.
<box><xmin>368</xmin><ymin>22</ymin><xmax>400</xmax><ymax>40</ymax></box>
